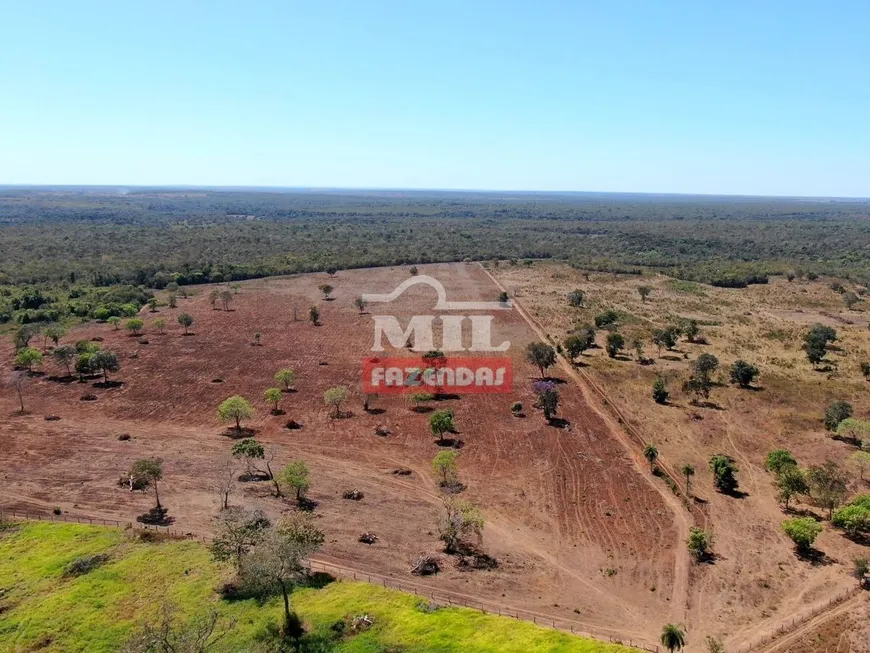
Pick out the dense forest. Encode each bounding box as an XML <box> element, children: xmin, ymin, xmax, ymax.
<box><xmin>2</xmin><ymin>187</ymin><xmax>870</xmax><ymax>326</ymax></box>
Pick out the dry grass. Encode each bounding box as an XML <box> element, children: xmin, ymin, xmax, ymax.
<box><xmin>493</xmin><ymin>260</ymin><xmax>870</xmax><ymax>645</ymax></box>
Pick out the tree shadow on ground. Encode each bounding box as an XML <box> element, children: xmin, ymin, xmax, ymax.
<box><xmin>795</xmin><ymin>547</ymin><xmax>833</xmax><ymax>566</ymax></box>
<box><xmin>93</xmin><ymin>380</ymin><xmax>124</xmax><ymax>389</ymax></box>
<box><xmin>222</xmin><ymin>427</ymin><xmax>258</xmax><ymax>439</ymax></box>
<box><xmin>435</xmin><ymin>437</ymin><xmax>464</xmax><ymax>449</ymax></box>
<box><xmin>136</xmin><ymin>507</ymin><xmax>174</xmax><ymax>526</ymax></box>
<box><xmin>46</xmin><ymin>375</ymin><xmax>76</xmax><ymax>384</ymax></box>
<box><xmin>364</xmin><ymin>407</ymin><xmax>385</xmax><ymax>415</ymax></box>
<box><xmin>546</xmin><ymin>417</ymin><xmax>571</xmax><ymax>429</ymax></box>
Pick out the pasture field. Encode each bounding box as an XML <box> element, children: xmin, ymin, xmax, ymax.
<box><xmin>1</xmin><ymin>263</ymin><xmax>681</xmax><ymax>648</ymax></box>
<box><xmin>493</xmin><ymin>260</ymin><xmax>870</xmax><ymax>650</ymax></box>
<box><xmin>0</xmin><ymin>520</ymin><xmax>633</xmax><ymax>652</ymax></box>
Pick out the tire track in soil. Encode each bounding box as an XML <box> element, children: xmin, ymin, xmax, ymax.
<box><xmin>481</xmin><ymin>264</ymin><xmax>691</xmax><ymax>623</ymax></box>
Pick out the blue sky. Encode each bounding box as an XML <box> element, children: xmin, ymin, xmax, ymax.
<box><xmin>1</xmin><ymin>1</ymin><xmax>869</xmax><ymax>196</ymax></box>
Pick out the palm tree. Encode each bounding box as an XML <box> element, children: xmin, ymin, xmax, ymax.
<box><xmin>681</xmin><ymin>464</ymin><xmax>696</xmax><ymax>496</ymax></box>
<box><xmin>643</xmin><ymin>443</ymin><xmax>659</xmax><ymax>473</ymax></box>
<box><xmin>660</xmin><ymin>623</ymin><xmax>686</xmax><ymax>652</ymax></box>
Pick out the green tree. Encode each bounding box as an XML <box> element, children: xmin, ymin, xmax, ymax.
<box><xmin>147</xmin><ymin>297</ymin><xmax>158</xmax><ymax>312</ymax></box>
<box><xmin>764</xmin><ymin>449</ymin><xmax>797</xmax><ymax>475</ymax></box>
<box><xmin>643</xmin><ymin>443</ymin><xmax>658</xmax><ymax>473</ymax></box>
<box><xmin>851</xmin><ymin>450</ymin><xmax>870</xmax><ymax>482</ymax></box>
<box><xmin>594</xmin><ymin>309</ymin><xmax>619</xmax><ymax>329</ymax></box>
<box><xmin>44</xmin><ymin>325</ymin><xmax>66</xmax><ymax>348</ymax></box>
<box><xmin>824</xmin><ymin>401</ymin><xmax>853</xmax><ymax>432</ymax></box>
<box><xmin>130</xmin><ymin>458</ymin><xmax>164</xmax><ymax>511</ymax></box>
<box><xmin>354</xmin><ymin>296</ymin><xmax>367</xmax><ymax>314</ymax></box>
<box><xmin>808</xmin><ymin>460</ymin><xmax>848</xmax><ymax>519</ymax></box>
<box><xmin>177</xmin><ymin>313</ymin><xmax>194</xmax><ymax>334</ymax></box>
<box><xmin>660</xmin><ymin>623</ymin><xmax>686</xmax><ymax>652</ymax></box>
<box><xmin>210</xmin><ymin>506</ymin><xmax>270</xmax><ymax>569</ymax></box>
<box><xmin>209</xmin><ymin>289</ymin><xmax>220</xmax><ymax>309</ymax></box>
<box><xmin>533</xmin><ymin>381</ymin><xmax>560</xmax><ymax>421</ymax></box>
<box><xmin>605</xmin><ymin>331</ymin><xmax>625</xmax><ymax>358</ymax></box>
<box><xmin>91</xmin><ymin>350</ymin><xmax>120</xmax><ymax>383</ymax></box>
<box><xmin>125</xmin><ymin>318</ymin><xmax>144</xmax><ymax>335</ymax></box>
<box><xmin>837</xmin><ymin>418</ymin><xmax>870</xmax><ymax>444</ymax></box>
<box><xmin>220</xmin><ymin>290</ymin><xmax>232</xmax><ymax>311</ymax></box>
<box><xmin>152</xmin><ymin>318</ymin><xmax>166</xmax><ymax>333</ymax></box>
<box><xmin>803</xmin><ymin>324</ymin><xmax>837</xmax><ymax>368</ymax></box>
<box><xmin>231</xmin><ymin>438</ymin><xmax>267</xmax><ymax>480</ymax></box>
<box><xmin>52</xmin><ymin>345</ymin><xmax>77</xmax><ymax>377</ymax></box>
<box><xmin>832</xmin><ymin>501</ymin><xmax>870</xmax><ymax>537</ymax></box>
<box><xmin>429</xmin><ymin>409</ymin><xmax>456</xmax><ymax>445</ymax></box>
<box><xmin>562</xmin><ymin>334</ymin><xmax>589</xmax><ymax>360</ymax></box>
<box><xmin>277</xmin><ymin>460</ymin><xmax>310</xmax><ymax>503</ymax></box>
<box><xmin>15</xmin><ymin>347</ymin><xmax>43</xmax><ymax>372</ymax></box>
<box><xmin>432</xmin><ymin>450</ymin><xmax>459</xmax><ymax>487</ymax></box>
<box><xmin>218</xmin><ymin>396</ymin><xmax>254</xmax><ymax>431</ymax></box>
<box><xmin>710</xmin><ymin>454</ymin><xmax>739</xmax><ymax>494</ymax></box>
<box><xmin>238</xmin><ymin>514</ymin><xmax>324</xmax><ymax>641</ymax></box>
<box><xmin>681</xmin><ymin>319</ymin><xmax>700</xmax><ymax>343</ymax></box>
<box><xmin>107</xmin><ymin>316</ymin><xmax>122</xmax><ymax>330</ymax></box>
<box><xmin>652</xmin><ymin>376</ymin><xmax>669</xmax><ymax>404</ymax></box>
<box><xmin>409</xmin><ymin>266</ymin><xmax>418</xmax><ymax>275</ymax></box>
<box><xmin>318</xmin><ymin>284</ymin><xmax>333</xmax><ymax>299</ymax></box>
<box><xmin>637</xmin><ymin>285</ymin><xmax>652</xmax><ymax>302</ymax></box>
<box><xmin>651</xmin><ymin>328</ymin><xmax>677</xmax><ymax>355</ymax></box>
<box><xmin>525</xmin><ymin>342</ymin><xmax>556</xmax><ymax>378</ymax></box>
<box><xmin>729</xmin><ymin>360</ymin><xmax>759</xmax><ymax>388</ymax></box>
<box><xmin>681</xmin><ymin>464</ymin><xmax>695</xmax><ymax>495</ymax></box>
<box><xmin>437</xmin><ymin>497</ymin><xmax>484</xmax><ymax>554</ymax></box>
<box><xmin>264</xmin><ymin>387</ymin><xmax>282</xmax><ymax>413</ymax></box>
<box><xmin>323</xmin><ymin>386</ymin><xmax>348</xmax><ymax>418</ymax></box>
<box><xmin>686</xmin><ymin>526</ymin><xmax>712</xmax><ymax>562</ymax></box>
<box><xmin>775</xmin><ymin>466</ymin><xmax>809</xmax><ymax>510</ymax></box>
<box><xmin>274</xmin><ymin>369</ymin><xmax>296</xmax><ymax>391</ymax></box>
<box><xmin>498</xmin><ymin>290</ymin><xmax>509</xmax><ymax>303</ymax></box>
<box><xmin>781</xmin><ymin>517</ymin><xmax>823</xmax><ymax>553</ymax></box>
<box><xmin>309</xmin><ymin>305</ymin><xmax>320</xmax><ymax>325</ymax></box>
<box><xmin>13</xmin><ymin>324</ymin><xmax>40</xmax><ymax>350</ymax></box>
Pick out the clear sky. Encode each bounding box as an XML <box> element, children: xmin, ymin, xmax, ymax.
<box><xmin>1</xmin><ymin>1</ymin><xmax>869</xmax><ymax>196</ymax></box>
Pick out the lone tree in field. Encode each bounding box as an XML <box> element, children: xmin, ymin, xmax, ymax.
<box><xmin>220</xmin><ymin>290</ymin><xmax>233</xmax><ymax>311</ymax></box>
<box><xmin>130</xmin><ymin>458</ymin><xmax>164</xmax><ymax>512</ymax></box>
<box><xmin>532</xmin><ymin>380</ymin><xmax>560</xmax><ymax>422</ymax></box>
<box><xmin>44</xmin><ymin>325</ymin><xmax>65</xmax><ymax>349</ymax></box>
<box><xmin>808</xmin><ymin>460</ymin><xmax>848</xmax><ymax>519</ymax></box>
<box><xmin>836</xmin><ymin>418</ymin><xmax>870</xmax><ymax>445</ymax></box>
<box><xmin>277</xmin><ymin>460</ymin><xmax>310</xmax><ymax>503</ymax></box>
<box><xmin>318</xmin><ymin>284</ymin><xmax>333</xmax><ymax>299</ymax></box>
<box><xmin>782</xmin><ymin>517</ymin><xmax>823</xmax><ymax>554</ymax></box>
<box><xmin>210</xmin><ymin>506</ymin><xmax>270</xmax><ymax>569</ymax></box>
<box><xmin>238</xmin><ymin>513</ymin><xmax>324</xmax><ymax>641</ymax></box>
<box><xmin>775</xmin><ymin>465</ymin><xmax>809</xmax><ymax>510</ymax></box>
<box><xmin>422</xmin><ymin>349</ymin><xmax>447</xmax><ymax>396</ymax></box>
<box><xmin>152</xmin><ymin>318</ymin><xmax>166</xmax><ymax>333</ymax></box>
<box><xmin>125</xmin><ymin>318</ymin><xmax>144</xmax><ymax>336</ymax></box>
<box><xmin>274</xmin><ymin>369</ymin><xmax>296</xmax><ymax>391</ymax></box>
<box><xmin>429</xmin><ymin>409</ymin><xmax>456</xmax><ymax>445</ymax></box>
<box><xmin>710</xmin><ymin>454</ymin><xmax>739</xmax><ymax>494</ymax></box>
<box><xmin>660</xmin><ymin>623</ymin><xmax>686</xmax><ymax>652</ymax></box>
<box><xmin>525</xmin><ymin>342</ymin><xmax>556</xmax><ymax>378</ymax></box>
<box><xmin>605</xmin><ymin>331</ymin><xmax>625</xmax><ymax>358</ymax></box>
<box><xmin>651</xmin><ymin>328</ymin><xmax>677</xmax><ymax>356</ymax></box>
<box><xmin>432</xmin><ymin>450</ymin><xmax>459</xmax><ymax>488</ymax></box>
<box><xmin>15</xmin><ymin>347</ymin><xmax>43</xmax><ymax>372</ymax></box>
<box><xmin>686</xmin><ymin>526</ymin><xmax>712</xmax><ymax>562</ymax></box>
<box><xmin>13</xmin><ymin>324</ymin><xmax>40</xmax><ymax>350</ymax></box>
<box><xmin>563</xmin><ymin>334</ymin><xmax>589</xmax><ymax>361</ymax></box>
<box><xmin>729</xmin><ymin>360</ymin><xmax>759</xmax><ymax>388</ymax></box>
<box><xmin>353</xmin><ymin>296</ymin><xmax>367</xmax><ymax>314</ymax></box>
<box><xmin>52</xmin><ymin>345</ymin><xmax>77</xmax><ymax>377</ymax></box>
<box><xmin>264</xmin><ymin>387</ymin><xmax>283</xmax><ymax>414</ymax></box>
<box><xmin>682</xmin><ymin>464</ymin><xmax>695</xmax><ymax>495</ymax></box>
<box><xmin>11</xmin><ymin>372</ymin><xmax>27</xmax><ymax>412</ymax></box>
<box><xmin>218</xmin><ymin>396</ymin><xmax>254</xmax><ymax>433</ymax></box>
<box><xmin>498</xmin><ymin>291</ymin><xmax>509</xmax><ymax>303</ymax></box>
<box><xmin>803</xmin><ymin>323</ymin><xmax>837</xmax><ymax>368</ymax></box>
<box><xmin>637</xmin><ymin>285</ymin><xmax>652</xmax><ymax>302</ymax></box>
<box><xmin>323</xmin><ymin>386</ymin><xmax>348</xmax><ymax>418</ymax></box>
<box><xmin>764</xmin><ymin>449</ymin><xmax>797</xmax><ymax>475</ymax></box>
<box><xmin>684</xmin><ymin>353</ymin><xmax>719</xmax><ymax>403</ymax></box>
<box><xmin>681</xmin><ymin>319</ymin><xmax>700</xmax><ymax>343</ymax></box>
<box><xmin>91</xmin><ymin>350</ymin><xmax>120</xmax><ymax>383</ymax></box>
<box><xmin>107</xmin><ymin>316</ymin><xmax>122</xmax><ymax>330</ymax></box>
<box><xmin>209</xmin><ymin>289</ymin><xmax>220</xmax><ymax>309</ymax></box>
<box><xmin>567</xmin><ymin>289</ymin><xmax>585</xmax><ymax>307</ymax></box>
<box><xmin>824</xmin><ymin>400</ymin><xmax>853</xmax><ymax>432</ymax></box>
<box><xmin>852</xmin><ymin>450</ymin><xmax>870</xmax><ymax>482</ymax></box>
<box><xmin>409</xmin><ymin>265</ymin><xmax>418</xmax><ymax>275</ymax></box>
<box><xmin>437</xmin><ymin>497</ymin><xmax>484</xmax><ymax>554</ymax></box>
<box><xmin>652</xmin><ymin>376</ymin><xmax>669</xmax><ymax>404</ymax></box>
<box><xmin>177</xmin><ymin>313</ymin><xmax>194</xmax><ymax>335</ymax></box>
<box><xmin>309</xmin><ymin>306</ymin><xmax>320</xmax><ymax>326</ymax></box>
<box><xmin>643</xmin><ymin>443</ymin><xmax>658</xmax><ymax>473</ymax></box>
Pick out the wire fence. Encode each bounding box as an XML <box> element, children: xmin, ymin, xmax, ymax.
<box><xmin>734</xmin><ymin>586</ymin><xmax>861</xmax><ymax>652</ymax></box>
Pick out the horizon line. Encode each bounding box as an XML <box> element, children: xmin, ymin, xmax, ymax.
<box><xmin>1</xmin><ymin>183</ymin><xmax>869</xmax><ymax>202</ymax></box>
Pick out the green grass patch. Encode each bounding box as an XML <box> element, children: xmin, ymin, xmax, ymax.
<box><xmin>0</xmin><ymin>522</ymin><xmax>630</xmax><ymax>652</ymax></box>
<box><xmin>665</xmin><ymin>279</ymin><xmax>707</xmax><ymax>296</ymax></box>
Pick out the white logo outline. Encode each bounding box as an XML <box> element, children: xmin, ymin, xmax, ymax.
<box><xmin>362</xmin><ymin>275</ymin><xmax>510</xmax><ymax>311</ymax></box>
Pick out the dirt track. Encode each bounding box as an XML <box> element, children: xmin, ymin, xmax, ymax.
<box><xmin>1</xmin><ymin>263</ymin><xmax>681</xmax><ymax>646</ymax></box>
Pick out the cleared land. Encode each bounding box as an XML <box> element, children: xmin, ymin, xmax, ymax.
<box><xmin>0</xmin><ymin>520</ymin><xmax>633</xmax><ymax>652</ymax></box>
<box><xmin>493</xmin><ymin>260</ymin><xmax>870</xmax><ymax>649</ymax></box>
<box><xmin>1</xmin><ymin>263</ymin><xmax>682</xmax><ymax>647</ymax></box>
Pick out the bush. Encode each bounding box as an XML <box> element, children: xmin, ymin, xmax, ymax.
<box><xmin>594</xmin><ymin>309</ymin><xmax>619</xmax><ymax>329</ymax></box>
<box><xmin>782</xmin><ymin>517</ymin><xmax>823</xmax><ymax>552</ymax></box>
<box><xmin>64</xmin><ymin>553</ymin><xmax>110</xmax><ymax>577</ymax></box>
<box><xmin>652</xmin><ymin>376</ymin><xmax>669</xmax><ymax>404</ymax></box>
<box><xmin>729</xmin><ymin>360</ymin><xmax>759</xmax><ymax>388</ymax></box>
<box><xmin>824</xmin><ymin>401</ymin><xmax>853</xmax><ymax>432</ymax></box>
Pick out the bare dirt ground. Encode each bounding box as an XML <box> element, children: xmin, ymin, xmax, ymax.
<box><xmin>0</xmin><ymin>262</ymin><xmax>684</xmax><ymax>646</ymax></box>
<box><xmin>493</xmin><ymin>260</ymin><xmax>870</xmax><ymax>649</ymax></box>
